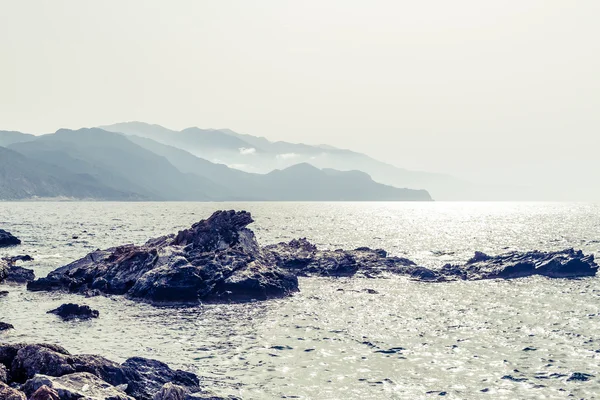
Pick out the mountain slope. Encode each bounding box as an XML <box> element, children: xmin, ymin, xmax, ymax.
<box><xmin>0</xmin><ymin>146</ymin><xmax>140</xmax><ymax>200</ymax></box>
<box><xmin>0</xmin><ymin>130</ymin><xmax>35</xmax><ymax>147</ymax></box>
<box><xmin>8</xmin><ymin>129</ymin><xmax>229</xmax><ymax>200</ymax></box>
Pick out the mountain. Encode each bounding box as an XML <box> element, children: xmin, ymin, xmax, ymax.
<box><xmin>128</xmin><ymin>135</ymin><xmax>431</xmax><ymax>201</ymax></box>
<box><xmin>100</xmin><ymin>121</ymin><xmax>470</xmax><ymax>199</ymax></box>
<box><xmin>0</xmin><ymin>130</ymin><xmax>35</xmax><ymax>147</ymax></box>
<box><xmin>2</xmin><ymin>128</ymin><xmax>431</xmax><ymax>201</ymax></box>
<box><xmin>0</xmin><ymin>146</ymin><xmax>140</xmax><ymax>200</ymax></box>
<box><xmin>7</xmin><ymin>128</ymin><xmax>229</xmax><ymax>200</ymax></box>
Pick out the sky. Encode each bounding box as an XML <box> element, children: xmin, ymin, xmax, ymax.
<box><xmin>1</xmin><ymin>0</ymin><xmax>599</xmax><ymax>192</ymax></box>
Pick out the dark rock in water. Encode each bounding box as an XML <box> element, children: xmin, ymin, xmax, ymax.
<box><xmin>28</xmin><ymin>210</ymin><xmax>298</xmax><ymax>305</ymax></box>
<box><xmin>5</xmin><ymin>266</ymin><xmax>35</xmax><ymax>284</ymax></box>
<box><xmin>0</xmin><ymin>322</ymin><xmax>14</xmax><ymax>331</ymax></box>
<box><xmin>47</xmin><ymin>303</ymin><xmax>99</xmax><ymax>321</ymax></box>
<box><xmin>2</xmin><ymin>343</ymin><xmax>207</xmax><ymax>400</ymax></box>
<box><xmin>0</xmin><ymin>229</ymin><xmax>20</xmax><ymax>247</ymax></box>
<box><xmin>0</xmin><ymin>255</ymin><xmax>35</xmax><ymax>284</ymax></box>
<box><xmin>410</xmin><ymin>249</ymin><xmax>598</xmax><ymax>282</ymax></box>
<box><xmin>121</xmin><ymin>357</ymin><xmax>200</xmax><ymax>400</ymax></box>
<box><xmin>0</xmin><ymin>382</ymin><xmax>26</xmax><ymax>400</ymax></box>
<box><xmin>28</xmin><ymin>384</ymin><xmax>59</xmax><ymax>400</ymax></box>
<box><xmin>0</xmin><ymin>291</ymin><xmax>8</xmax><ymax>298</ymax></box>
<box><xmin>567</xmin><ymin>372</ymin><xmax>594</xmax><ymax>381</ymax></box>
<box><xmin>263</xmin><ymin>238</ymin><xmax>418</xmax><ymax>277</ymax></box>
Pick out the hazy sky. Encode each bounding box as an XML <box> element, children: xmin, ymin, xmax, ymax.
<box><xmin>1</xmin><ymin>1</ymin><xmax>599</xmax><ymax>189</ymax></box>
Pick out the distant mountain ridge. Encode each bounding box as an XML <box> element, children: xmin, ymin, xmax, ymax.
<box><xmin>0</xmin><ymin>128</ymin><xmax>431</xmax><ymax>201</ymax></box>
<box><xmin>100</xmin><ymin>121</ymin><xmax>473</xmax><ymax>199</ymax></box>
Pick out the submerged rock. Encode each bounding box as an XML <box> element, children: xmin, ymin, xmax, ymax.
<box><xmin>28</xmin><ymin>210</ymin><xmax>298</xmax><ymax>305</ymax></box>
<box><xmin>47</xmin><ymin>304</ymin><xmax>99</xmax><ymax>321</ymax></box>
<box><xmin>0</xmin><ymin>343</ymin><xmax>207</xmax><ymax>400</ymax></box>
<box><xmin>0</xmin><ymin>229</ymin><xmax>20</xmax><ymax>248</ymax></box>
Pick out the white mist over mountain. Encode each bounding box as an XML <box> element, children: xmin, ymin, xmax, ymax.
<box><xmin>1</xmin><ymin>1</ymin><xmax>599</xmax><ymax>199</ymax></box>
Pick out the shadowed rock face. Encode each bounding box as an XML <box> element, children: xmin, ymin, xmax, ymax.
<box><xmin>0</xmin><ymin>256</ymin><xmax>35</xmax><ymax>285</ymax></box>
<box><xmin>28</xmin><ymin>210</ymin><xmax>299</xmax><ymax>305</ymax></box>
<box><xmin>0</xmin><ymin>229</ymin><xmax>20</xmax><ymax>248</ymax></box>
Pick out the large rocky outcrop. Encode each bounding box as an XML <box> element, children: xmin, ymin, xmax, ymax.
<box><xmin>0</xmin><ymin>343</ymin><xmax>219</xmax><ymax>400</ymax></box>
<box><xmin>0</xmin><ymin>229</ymin><xmax>20</xmax><ymax>248</ymax></box>
<box><xmin>28</xmin><ymin>211</ymin><xmax>299</xmax><ymax>305</ymax></box>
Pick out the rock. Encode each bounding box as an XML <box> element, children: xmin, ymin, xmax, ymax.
<box><xmin>412</xmin><ymin>249</ymin><xmax>599</xmax><ymax>281</ymax></box>
<box><xmin>0</xmin><ymin>322</ymin><xmax>14</xmax><ymax>331</ymax></box>
<box><xmin>0</xmin><ymin>364</ymin><xmax>7</xmax><ymax>383</ymax></box>
<box><xmin>28</xmin><ymin>385</ymin><xmax>59</xmax><ymax>400</ymax></box>
<box><xmin>263</xmin><ymin>238</ymin><xmax>417</xmax><ymax>277</ymax></box>
<box><xmin>9</xmin><ymin>344</ymin><xmax>125</xmax><ymax>385</ymax></box>
<box><xmin>28</xmin><ymin>210</ymin><xmax>298</xmax><ymax>305</ymax></box>
<box><xmin>1</xmin><ymin>255</ymin><xmax>35</xmax><ymax>284</ymax></box>
<box><xmin>0</xmin><ymin>229</ymin><xmax>20</xmax><ymax>247</ymax></box>
<box><xmin>153</xmin><ymin>383</ymin><xmax>188</xmax><ymax>400</ymax></box>
<box><xmin>567</xmin><ymin>372</ymin><xmax>594</xmax><ymax>381</ymax></box>
<box><xmin>47</xmin><ymin>304</ymin><xmax>99</xmax><ymax>321</ymax></box>
<box><xmin>0</xmin><ymin>291</ymin><xmax>8</xmax><ymax>298</ymax></box>
<box><xmin>0</xmin><ymin>382</ymin><xmax>26</xmax><ymax>400</ymax></box>
<box><xmin>121</xmin><ymin>357</ymin><xmax>200</xmax><ymax>400</ymax></box>
<box><xmin>5</xmin><ymin>266</ymin><xmax>35</xmax><ymax>284</ymax></box>
<box><xmin>23</xmin><ymin>373</ymin><xmax>133</xmax><ymax>400</ymax></box>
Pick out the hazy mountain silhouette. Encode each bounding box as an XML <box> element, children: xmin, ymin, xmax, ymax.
<box><xmin>1</xmin><ymin>128</ymin><xmax>431</xmax><ymax>201</ymax></box>
<box><xmin>100</xmin><ymin>121</ymin><xmax>472</xmax><ymax>199</ymax></box>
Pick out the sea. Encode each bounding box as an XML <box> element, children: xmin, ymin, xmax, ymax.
<box><xmin>1</xmin><ymin>202</ymin><xmax>599</xmax><ymax>399</ymax></box>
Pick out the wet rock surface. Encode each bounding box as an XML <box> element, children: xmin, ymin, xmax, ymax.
<box><xmin>413</xmin><ymin>248</ymin><xmax>599</xmax><ymax>281</ymax></box>
<box><xmin>47</xmin><ymin>304</ymin><xmax>100</xmax><ymax>321</ymax></box>
<box><xmin>0</xmin><ymin>256</ymin><xmax>35</xmax><ymax>284</ymax></box>
<box><xmin>0</xmin><ymin>343</ymin><xmax>224</xmax><ymax>400</ymax></box>
<box><xmin>0</xmin><ymin>229</ymin><xmax>21</xmax><ymax>248</ymax></box>
<box><xmin>28</xmin><ymin>210</ymin><xmax>299</xmax><ymax>305</ymax></box>
<box><xmin>0</xmin><ymin>322</ymin><xmax>14</xmax><ymax>332</ymax></box>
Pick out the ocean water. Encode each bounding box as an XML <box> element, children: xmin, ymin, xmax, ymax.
<box><xmin>1</xmin><ymin>202</ymin><xmax>599</xmax><ymax>399</ymax></box>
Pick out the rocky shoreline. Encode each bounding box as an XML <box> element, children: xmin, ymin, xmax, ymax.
<box><xmin>0</xmin><ymin>343</ymin><xmax>236</xmax><ymax>400</ymax></box>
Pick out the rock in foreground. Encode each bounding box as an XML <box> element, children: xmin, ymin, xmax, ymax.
<box><xmin>28</xmin><ymin>210</ymin><xmax>299</xmax><ymax>305</ymax></box>
<box><xmin>0</xmin><ymin>343</ymin><xmax>233</xmax><ymax>400</ymax></box>
<box><xmin>47</xmin><ymin>304</ymin><xmax>99</xmax><ymax>321</ymax></box>
<box><xmin>0</xmin><ymin>229</ymin><xmax>20</xmax><ymax>248</ymax></box>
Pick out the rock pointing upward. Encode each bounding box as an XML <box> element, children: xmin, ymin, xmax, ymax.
<box><xmin>0</xmin><ymin>229</ymin><xmax>21</xmax><ymax>247</ymax></box>
<box><xmin>28</xmin><ymin>210</ymin><xmax>299</xmax><ymax>304</ymax></box>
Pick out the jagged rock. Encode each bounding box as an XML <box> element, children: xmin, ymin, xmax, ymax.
<box><xmin>28</xmin><ymin>210</ymin><xmax>298</xmax><ymax>305</ymax></box>
<box><xmin>0</xmin><ymin>364</ymin><xmax>7</xmax><ymax>383</ymax></box>
<box><xmin>153</xmin><ymin>383</ymin><xmax>188</xmax><ymax>400</ymax></box>
<box><xmin>47</xmin><ymin>304</ymin><xmax>99</xmax><ymax>321</ymax></box>
<box><xmin>121</xmin><ymin>357</ymin><xmax>200</xmax><ymax>400</ymax></box>
<box><xmin>2</xmin><ymin>344</ymin><xmax>205</xmax><ymax>400</ymax></box>
<box><xmin>0</xmin><ymin>381</ymin><xmax>26</xmax><ymax>400</ymax></box>
<box><xmin>0</xmin><ymin>229</ymin><xmax>20</xmax><ymax>247</ymax></box>
<box><xmin>263</xmin><ymin>238</ymin><xmax>418</xmax><ymax>277</ymax></box>
<box><xmin>23</xmin><ymin>373</ymin><xmax>133</xmax><ymax>400</ymax></box>
<box><xmin>413</xmin><ymin>249</ymin><xmax>599</xmax><ymax>281</ymax></box>
<box><xmin>0</xmin><ymin>291</ymin><xmax>8</xmax><ymax>298</ymax></box>
<box><xmin>0</xmin><ymin>322</ymin><xmax>14</xmax><ymax>331</ymax></box>
<box><xmin>28</xmin><ymin>385</ymin><xmax>59</xmax><ymax>400</ymax></box>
